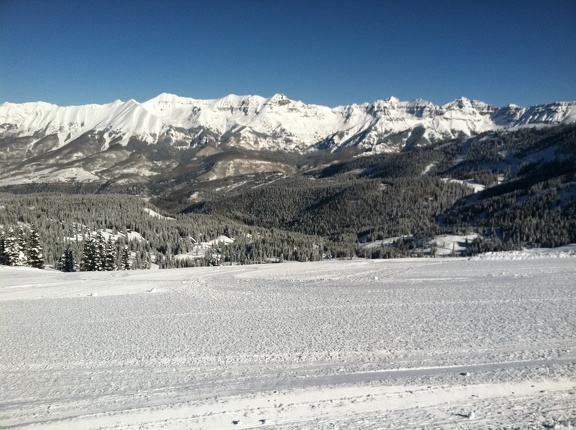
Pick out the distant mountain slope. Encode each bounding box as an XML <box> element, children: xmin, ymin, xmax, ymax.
<box><xmin>1</xmin><ymin>94</ymin><xmax>575</xmax><ymax>187</ymax></box>
<box><xmin>1</xmin><ymin>124</ymin><xmax>574</xmax><ymax>265</ymax></box>
<box><xmin>179</xmin><ymin>124</ymin><xmax>576</xmax><ymax>250</ymax></box>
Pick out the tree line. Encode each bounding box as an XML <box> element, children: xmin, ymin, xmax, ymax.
<box><xmin>0</xmin><ymin>193</ymin><xmax>358</xmax><ymax>271</ymax></box>
<box><xmin>0</xmin><ymin>225</ymin><xmax>45</xmax><ymax>268</ymax></box>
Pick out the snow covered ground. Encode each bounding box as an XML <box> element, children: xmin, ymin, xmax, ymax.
<box><xmin>1</xmin><ymin>253</ymin><xmax>575</xmax><ymax>429</ymax></box>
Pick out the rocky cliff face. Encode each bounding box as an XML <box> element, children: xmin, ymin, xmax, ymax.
<box><xmin>1</xmin><ymin>93</ymin><xmax>575</xmax><ymax>186</ymax></box>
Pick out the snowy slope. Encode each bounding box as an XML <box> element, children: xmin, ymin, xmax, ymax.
<box><xmin>1</xmin><ymin>254</ymin><xmax>575</xmax><ymax>429</ymax></box>
<box><xmin>0</xmin><ymin>99</ymin><xmax>166</xmax><ymax>147</ymax></box>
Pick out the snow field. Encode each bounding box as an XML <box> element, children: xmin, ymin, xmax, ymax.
<box><xmin>1</xmin><ymin>256</ymin><xmax>575</xmax><ymax>429</ymax></box>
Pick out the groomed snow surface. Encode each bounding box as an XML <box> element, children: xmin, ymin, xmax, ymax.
<box><xmin>1</xmin><ymin>252</ymin><xmax>576</xmax><ymax>429</ymax></box>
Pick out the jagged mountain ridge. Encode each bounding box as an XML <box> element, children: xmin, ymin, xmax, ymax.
<box><xmin>1</xmin><ymin>93</ymin><xmax>575</xmax><ymax>186</ymax></box>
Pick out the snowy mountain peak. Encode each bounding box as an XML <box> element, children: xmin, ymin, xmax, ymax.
<box><xmin>443</xmin><ymin>97</ymin><xmax>492</xmax><ymax>111</ymax></box>
<box><xmin>143</xmin><ymin>93</ymin><xmax>194</xmax><ymax>110</ymax></box>
<box><xmin>408</xmin><ymin>98</ymin><xmax>434</xmax><ymax>107</ymax></box>
<box><xmin>1</xmin><ymin>93</ymin><xmax>576</xmax><ymax>186</ymax></box>
<box><xmin>149</xmin><ymin>92</ymin><xmax>187</xmax><ymax>103</ymax></box>
<box><xmin>266</xmin><ymin>93</ymin><xmax>292</xmax><ymax>106</ymax></box>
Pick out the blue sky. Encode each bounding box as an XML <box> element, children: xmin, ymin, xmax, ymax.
<box><xmin>1</xmin><ymin>0</ymin><xmax>575</xmax><ymax>107</ymax></box>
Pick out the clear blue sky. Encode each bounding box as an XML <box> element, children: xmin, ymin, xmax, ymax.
<box><xmin>1</xmin><ymin>0</ymin><xmax>575</xmax><ymax>107</ymax></box>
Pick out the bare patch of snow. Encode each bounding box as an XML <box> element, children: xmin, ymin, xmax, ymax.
<box><xmin>143</xmin><ymin>207</ymin><xmax>175</xmax><ymax>220</ymax></box>
<box><xmin>429</xmin><ymin>233</ymin><xmax>479</xmax><ymax>256</ymax></box>
<box><xmin>441</xmin><ymin>177</ymin><xmax>486</xmax><ymax>193</ymax></box>
<box><xmin>422</xmin><ymin>162</ymin><xmax>437</xmax><ymax>175</ymax></box>
<box><xmin>362</xmin><ymin>235</ymin><xmax>412</xmax><ymax>248</ymax></box>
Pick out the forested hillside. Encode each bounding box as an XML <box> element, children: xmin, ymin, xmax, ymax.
<box><xmin>0</xmin><ymin>193</ymin><xmax>351</xmax><ymax>270</ymax></box>
<box><xmin>178</xmin><ymin>124</ymin><xmax>576</xmax><ymax>251</ymax></box>
<box><xmin>1</xmin><ymin>124</ymin><xmax>575</xmax><ymax>271</ymax></box>
<box><xmin>183</xmin><ymin>176</ymin><xmax>473</xmax><ymax>240</ymax></box>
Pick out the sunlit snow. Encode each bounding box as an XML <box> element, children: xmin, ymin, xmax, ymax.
<box><xmin>441</xmin><ymin>177</ymin><xmax>486</xmax><ymax>193</ymax></box>
<box><xmin>143</xmin><ymin>207</ymin><xmax>175</xmax><ymax>220</ymax></box>
<box><xmin>1</xmin><ymin>250</ymin><xmax>575</xmax><ymax>429</ymax></box>
<box><xmin>2</xmin><ymin>95</ymin><xmax>575</xmax><ymax>154</ymax></box>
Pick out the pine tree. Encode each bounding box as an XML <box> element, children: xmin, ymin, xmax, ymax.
<box><xmin>4</xmin><ymin>227</ymin><xmax>26</xmax><ymax>266</ymax></box>
<box><xmin>80</xmin><ymin>235</ymin><xmax>96</xmax><ymax>271</ymax></box>
<box><xmin>3</xmin><ymin>228</ymin><xmax>16</xmax><ymax>265</ymax></box>
<box><xmin>27</xmin><ymin>226</ymin><xmax>45</xmax><ymax>269</ymax></box>
<box><xmin>15</xmin><ymin>227</ymin><xmax>28</xmax><ymax>266</ymax></box>
<box><xmin>0</xmin><ymin>232</ymin><xmax>7</xmax><ymax>265</ymax></box>
<box><xmin>134</xmin><ymin>248</ymin><xmax>151</xmax><ymax>269</ymax></box>
<box><xmin>104</xmin><ymin>237</ymin><xmax>117</xmax><ymax>271</ymax></box>
<box><xmin>94</xmin><ymin>231</ymin><xmax>105</xmax><ymax>271</ymax></box>
<box><xmin>58</xmin><ymin>246</ymin><xmax>76</xmax><ymax>272</ymax></box>
<box><xmin>120</xmin><ymin>245</ymin><xmax>131</xmax><ymax>270</ymax></box>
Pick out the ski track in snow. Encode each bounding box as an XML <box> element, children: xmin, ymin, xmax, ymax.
<box><xmin>1</xmin><ymin>257</ymin><xmax>575</xmax><ymax>429</ymax></box>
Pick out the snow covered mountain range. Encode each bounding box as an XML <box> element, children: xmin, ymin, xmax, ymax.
<box><xmin>1</xmin><ymin>93</ymin><xmax>575</xmax><ymax>186</ymax></box>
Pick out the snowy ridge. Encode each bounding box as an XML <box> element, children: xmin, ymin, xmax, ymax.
<box><xmin>2</xmin><ymin>93</ymin><xmax>575</xmax><ymax>185</ymax></box>
<box><xmin>2</xmin><ymin>94</ymin><xmax>576</xmax><ymax>153</ymax></box>
<box><xmin>0</xmin><ymin>99</ymin><xmax>166</xmax><ymax>146</ymax></box>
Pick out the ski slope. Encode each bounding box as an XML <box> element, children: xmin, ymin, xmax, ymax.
<box><xmin>1</xmin><ymin>253</ymin><xmax>575</xmax><ymax>429</ymax></box>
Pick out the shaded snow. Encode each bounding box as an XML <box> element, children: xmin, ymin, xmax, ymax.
<box><xmin>361</xmin><ymin>233</ymin><xmax>480</xmax><ymax>257</ymax></box>
<box><xmin>361</xmin><ymin>235</ymin><xmax>411</xmax><ymax>248</ymax></box>
<box><xmin>0</xmin><ymin>167</ymin><xmax>100</xmax><ymax>185</ymax></box>
<box><xmin>1</xmin><ymin>252</ymin><xmax>575</xmax><ymax>429</ymax></box>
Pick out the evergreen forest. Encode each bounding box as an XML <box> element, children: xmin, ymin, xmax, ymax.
<box><xmin>1</xmin><ymin>124</ymin><xmax>575</xmax><ymax>271</ymax></box>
